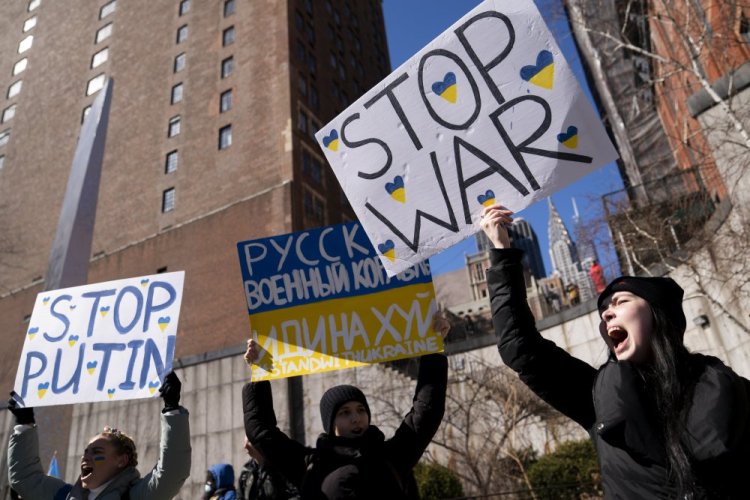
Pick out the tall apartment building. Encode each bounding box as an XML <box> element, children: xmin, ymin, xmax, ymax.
<box><xmin>0</xmin><ymin>0</ymin><xmax>390</xmax><ymax>490</ymax></box>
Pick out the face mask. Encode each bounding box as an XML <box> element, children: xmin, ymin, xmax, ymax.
<box><xmin>204</xmin><ymin>483</ymin><xmax>214</xmax><ymax>494</ymax></box>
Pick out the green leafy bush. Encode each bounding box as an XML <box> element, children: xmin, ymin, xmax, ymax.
<box><xmin>526</xmin><ymin>439</ymin><xmax>602</xmax><ymax>499</ymax></box>
<box><xmin>414</xmin><ymin>461</ymin><xmax>464</xmax><ymax>500</ymax></box>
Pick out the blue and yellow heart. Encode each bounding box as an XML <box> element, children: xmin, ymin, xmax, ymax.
<box><xmin>148</xmin><ymin>380</ymin><xmax>161</xmax><ymax>395</ymax></box>
<box><xmin>37</xmin><ymin>382</ymin><xmax>49</xmax><ymax>399</ymax></box>
<box><xmin>378</xmin><ymin>240</ymin><xmax>396</xmax><ymax>262</ymax></box>
<box><xmin>87</xmin><ymin>361</ymin><xmax>98</xmax><ymax>375</ymax></box>
<box><xmin>557</xmin><ymin>125</ymin><xmax>579</xmax><ymax>149</ymax></box>
<box><xmin>322</xmin><ymin>130</ymin><xmax>339</xmax><ymax>152</ymax></box>
<box><xmin>158</xmin><ymin>316</ymin><xmax>171</xmax><ymax>332</ymax></box>
<box><xmin>432</xmin><ymin>72</ymin><xmax>457</xmax><ymax>103</ymax></box>
<box><xmin>27</xmin><ymin>327</ymin><xmax>39</xmax><ymax>340</ymax></box>
<box><xmin>99</xmin><ymin>306</ymin><xmax>110</xmax><ymax>318</ymax></box>
<box><xmin>69</xmin><ymin>304</ymin><xmax>77</xmax><ymax>310</ymax></box>
<box><xmin>68</xmin><ymin>335</ymin><xmax>79</xmax><ymax>347</ymax></box>
<box><xmin>477</xmin><ymin>190</ymin><xmax>496</xmax><ymax>207</ymax></box>
<box><xmin>140</xmin><ymin>278</ymin><xmax>149</xmax><ymax>287</ymax></box>
<box><xmin>107</xmin><ymin>388</ymin><xmax>116</xmax><ymax>399</ymax></box>
<box><xmin>520</xmin><ymin>50</ymin><xmax>555</xmax><ymax>90</ymax></box>
<box><xmin>42</xmin><ymin>297</ymin><xmax>50</xmax><ymax>306</ymax></box>
<box><xmin>385</xmin><ymin>175</ymin><xmax>406</xmax><ymax>203</ymax></box>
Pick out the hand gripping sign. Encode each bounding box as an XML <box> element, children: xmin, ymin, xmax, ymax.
<box><xmin>316</xmin><ymin>0</ymin><xmax>618</xmax><ymax>276</ymax></box>
<box><xmin>14</xmin><ymin>272</ymin><xmax>184</xmax><ymax>407</ymax></box>
<box><xmin>237</xmin><ymin>222</ymin><xmax>442</xmax><ymax>381</ymax></box>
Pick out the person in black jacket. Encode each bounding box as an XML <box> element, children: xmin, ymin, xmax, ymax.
<box><xmin>242</xmin><ymin>316</ymin><xmax>449</xmax><ymax>500</ymax></box>
<box><xmin>481</xmin><ymin>204</ymin><xmax>750</xmax><ymax>499</ymax></box>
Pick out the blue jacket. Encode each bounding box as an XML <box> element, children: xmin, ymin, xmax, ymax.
<box><xmin>208</xmin><ymin>463</ymin><xmax>237</xmax><ymax>500</ymax></box>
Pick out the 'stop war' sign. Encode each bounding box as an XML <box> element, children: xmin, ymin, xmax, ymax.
<box><xmin>315</xmin><ymin>0</ymin><xmax>618</xmax><ymax>276</ymax></box>
<box><xmin>14</xmin><ymin>272</ymin><xmax>185</xmax><ymax>407</ymax></box>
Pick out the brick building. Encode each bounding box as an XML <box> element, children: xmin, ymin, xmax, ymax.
<box><xmin>0</xmin><ymin>0</ymin><xmax>389</xmax><ymax>492</ymax></box>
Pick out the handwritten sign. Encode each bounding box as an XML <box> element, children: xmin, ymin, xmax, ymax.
<box><xmin>13</xmin><ymin>272</ymin><xmax>185</xmax><ymax>407</ymax></box>
<box><xmin>237</xmin><ymin>222</ymin><xmax>442</xmax><ymax>381</ymax></box>
<box><xmin>316</xmin><ymin>0</ymin><xmax>618</xmax><ymax>276</ymax></box>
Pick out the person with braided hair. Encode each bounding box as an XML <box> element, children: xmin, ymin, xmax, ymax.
<box><xmin>6</xmin><ymin>371</ymin><xmax>191</xmax><ymax>499</ymax></box>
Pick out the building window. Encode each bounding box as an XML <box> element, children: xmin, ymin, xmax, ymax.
<box><xmin>296</xmin><ymin>40</ymin><xmax>306</xmax><ymax>62</ymax></box>
<box><xmin>12</xmin><ymin>59</ymin><xmax>28</xmax><ymax>76</ymax></box>
<box><xmin>91</xmin><ymin>47</ymin><xmax>109</xmax><ymax>68</ymax></box>
<box><xmin>310</xmin><ymin>119</ymin><xmax>320</xmax><ymax>140</ymax></box>
<box><xmin>295</xmin><ymin>11</ymin><xmax>304</xmax><ymax>32</ymax></box>
<box><xmin>176</xmin><ymin>25</ymin><xmax>188</xmax><ymax>44</ymax></box>
<box><xmin>221</xmin><ymin>56</ymin><xmax>233</xmax><ymax>78</ymax></box>
<box><xmin>219</xmin><ymin>125</ymin><xmax>232</xmax><ymax>149</ymax></box>
<box><xmin>0</xmin><ymin>130</ymin><xmax>10</xmax><ymax>148</ymax></box>
<box><xmin>179</xmin><ymin>0</ymin><xmax>190</xmax><ymax>16</ymax></box>
<box><xmin>305</xmin><ymin>0</ymin><xmax>313</xmax><ymax>14</ymax></box>
<box><xmin>23</xmin><ymin>16</ymin><xmax>37</xmax><ymax>32</ymax></box>
<box><xmin>306</xmin><ymin>23</ymin><xmax>315</xmax><ymax>45</ymax></box>
<box><xmin>171</xmin><ymin>83</ymin><xmax>183</xmax><ymax>104</ymax></box>
<box><xmin>96</xmin><ymin>23</ymin><xmax>113</xmax><ymax>43</ymax></box>
<box><xmin>18</xmin><ymin>35</ymin><xmax>34</xmax><ymax>54</ymax></box>
<box><xmin>168</xmin><ymin>116</ymin><xmax>181</xmax><ymax>137</ymax></box>
<box><xmin>81</xmin><ymin>105</ymin><xmax>91</xmax><ymax>123</ymax></box>
<box><xmin>741</xmin><ymin>13</ymin><xmax>750</xmax><ymax>44</ymax></box>
<box><xmin>222</xmin><ymin>26</ymin><xmax>235</xmax><ymax>46</ymax></box>
<box><xmin>165</xmin><ymin>150</ymin><xmax>178</xmax><ymax>173</ymax></box>
<box><xmin>2</xmin><ymin>105</ymin><xmax>17</xmax><ymax>124</ymax></box>
<box><xmin>0</xmin><ymin>155</ymin><xmax>4</xmax><ymax>170</ymax></box>
<box><xmin>298</xmin><ymin>110</ymin><xmax>308</xmax><ymax>133</ymax></box>
<box><xmin>86</xmin><ymin>74</ymin><xmax>106</xmax><ymax>95</ymax></box>
<box><xmin>220</xmin><ymin>89</ymin><xmax>232</xmax><ymax>113</ymax></box>
<box><xmin>99</xmin><ymin>0</ymin><xmax>116</xmax><ymax>19</ymax></box>
<box><xmin>329</xmin><ymin>51</ymin><xmax>337</xmax><ymax>69</ymax></box>
<box><xmin>308</xmin><ymin>52</ymin><xmax>316</xmax><ymax>74</ymax></box>
<box><xmin>333</xmin><ymin>9</ymin><xmax>341</xmax><ymax>26</ymax></box>
<box><xmin>174</xmin><ymin>53</ymin><xmax>186</xmax><ymax>72</ymax></box>
<box><xmin>303</xmin><ymin>188</ymin><xmax>325</xmax><ymax>226</ymax></box>
<box><xmin>8</xmin><ymin>80</ymin><xmax>23</xmax><ymax>99</ymax></box>
<box><xmin>162</xmin><ymin>188</ymin><xmax>175</xmax><ymax>212</ymax></box>
<box><xmin>309</xmin><ymin>86</ymin><xmax>319</xmax><ymax>110</ymax></box>
<box><xmin>223</xmin><ymin>0</ymin><xmax>235</xmax><ymax>17</ymax></box>
<box><xmin>298</xmin><ymin>73</ymin><xmax>307</xmax><ymax>97</ymax></box>
<box><xmin>338</xmin><ymin>61</ymin><xmax>346</xmax><ymax>80</ymax></box>
<box><xmin>302</xmin><ymin>150</ymin><xmax>323</xmax><ymax>184</ymax></box>
<box><xmin>28</xmin><ymin>0</ymin><xmax>40</xmax><ymax>12</ymax></box>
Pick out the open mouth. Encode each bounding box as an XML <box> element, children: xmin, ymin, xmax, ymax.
<box><xmin>81</xmin><ymin>466</ymin><xmax>94</xmax><ymax>482</ymax></box>
<box><xmin>607</xmin><ymin>327</ymin><xmax>628</xmax><ymax>352</ymax></box>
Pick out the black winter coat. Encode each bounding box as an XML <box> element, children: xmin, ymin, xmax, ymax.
<box><xmin>243</xmin><ymin>354</ymin><xmax>448</xmax><ymax>500</ymax></box>
<box><xmin>489</xmin><ymin>248</ymin><xmax>750</xmax><ymax>499</ymax></box>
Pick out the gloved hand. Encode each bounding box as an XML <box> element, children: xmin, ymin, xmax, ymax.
<box><xmin>7</xmin><ymin>393</ymin><xmax>35</xmax><ymax>425</ymax></box>
<box><xmin>158</xmin><ymin>371</ymin><xmax>181</xmax><ymax>413</ymax></box>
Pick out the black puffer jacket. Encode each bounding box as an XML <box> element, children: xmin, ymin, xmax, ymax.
<box><xmin>489</xmin><ymin>248</ymin><xmax>750</xmax><ymax>499</ymax></box>
<box><xmin>243</xmin><ymin>354</ymin><xmax>447</xmax><ymax>499</ymax></box>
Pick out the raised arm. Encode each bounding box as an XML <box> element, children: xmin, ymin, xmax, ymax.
<box><xmin>386</xmin><ymin>353</ymin><xmax>448</xmax><ymax>469</ymax></box>
<box><xmin>482</xmin><ymin>205</ymin><xmax>597</xmax><ymax>429</ymax></box>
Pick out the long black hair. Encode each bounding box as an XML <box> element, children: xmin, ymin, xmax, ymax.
<box><xmin>637</xmin><ymin>306</ymin><xmax>701</xmax><ymax>496</ymax></box>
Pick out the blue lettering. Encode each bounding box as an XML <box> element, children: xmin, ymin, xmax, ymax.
<box><xmin>82</xmin><ymin>289</ymin><xmax>116</xmax><ymax>338</ymax></box>
<box><xmin>141</xmin><ymin>335</ymin><xmax>176</xmax><ymax>388</ymax></box>
<box><xmin>119</xmin><ymin>340</ymin><xmax>144</xmax><ymax>390</ymax></box>
<box><xmin>51</xmin><ymin>344</ymin><xmax>84</xmax><ymax>394</ymax></box>
<box><xmin>45</xmin><ymin>295</ymin><xmax>72</xmax><ymax>342</ymax></box>
<box><xmin>114</xmin><ymin>286</ymin><xmax>143</xmax><ymax>334</ymax></box>
<box><xmin>143</xmin><ymin>282</ymin><xmax>176</xmax><ymax>333</ymax></box>
<box><xmin>20</xmin><ymin>352</ymin><xmax>47</xmax><ymax>399</ymax></box>
<box><xmin>93</xmin><ymin>343</ymin><xmax>126</xmax><ymax>390</ymax></box>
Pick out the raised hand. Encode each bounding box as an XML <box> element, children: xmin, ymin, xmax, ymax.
<box><xmin>480</xmin><ymin>204</ymin><xmax>514</xmax><ymax>249</ymax></box>
<box><xmin>7</xmin><ymin>392</ymin><xmax>35</xmax><ymax>425</ymax></box>
<box><xmin>158</xmin><ymin>371</ymin><xmax>181</xmax><ymax>413</ymax></box>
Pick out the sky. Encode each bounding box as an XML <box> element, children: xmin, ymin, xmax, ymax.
<box><xmin>381</xmin><ymin>0</ymin><xmax>625</xmax><ymax>279</ymax></box>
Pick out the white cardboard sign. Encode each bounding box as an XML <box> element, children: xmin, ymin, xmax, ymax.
<box><xmin>13</xmin><ymin>272</ymin><xmax>185</xmax><ymax>407</ymax></box>
<box><xmin>315</xmin><ymin>0</ymin><xmax>618</xmax><ymax>276</ymax></box>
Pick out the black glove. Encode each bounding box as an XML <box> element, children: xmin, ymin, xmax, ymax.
<box><xmin>159</xmin><ymin>371</ymin><xmax>181</xmax><ymax>413</ymax></box>
<box><xmin>7</xmin><ymin>392</ymin><xmax>35</xmax><ymax>425</ymax></box>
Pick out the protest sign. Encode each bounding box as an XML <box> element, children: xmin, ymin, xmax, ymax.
<box><xmin>315</xmin><ymin>0</ymin><xmax>619</xmax><ymax>276</ymax></box>
<box><xmin>237</xmin><ymin>222</ymin><xmax>442</xmax><ymax>381</ymax></box>
<box><xmin>13</xmin><ymin>272</ymin><xmax>185</xmax><ymax>407</ymax></box>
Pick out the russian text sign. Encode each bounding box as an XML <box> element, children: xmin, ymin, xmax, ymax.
<box><xmin>14</xmin><ymin>272</ymin><xmax>185</xmax><ymax>407</ymax></box>
<box><xmin>315</xmin><ymin>0</ymin><xmax>618</xmax><ymax>276</ymax></box>
<box><xmin>237</xmin><ymin>222</ymin><xmax>442</xmax><ymax>381</ymax></box>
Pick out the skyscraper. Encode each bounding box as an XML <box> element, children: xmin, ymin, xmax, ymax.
<box><xmin>547</xmin><ymin>198</ymin><xmax>595</xmax><ymax>301</ymax></box>
<box><xmin>508</xmin><ymin>217</ymin><xmax>546</xmax><ymax>280</ymax></box>
<box><xmin>0</xmin><ymin>0</ymin><xmax>390</xmax><ymax>488</ymax></box>
<box><xmin>571</xmin><ymin>198</ymin><xmax>598</xmax><ymax>265</ymax></box>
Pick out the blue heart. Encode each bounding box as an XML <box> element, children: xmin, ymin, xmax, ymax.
<box><xmin>87</xmin><ymin>361</ymin><xmax>97</xmax><ymax>370</ymax></box>
<box><xmin>385</xmin><ymin>175</ymin><xmax>404</xmax><ymax>194</ymax></box>
<box><xmin>100</xmin><ymin>306</ymin><xmax>110</xmax><ymax>312</ymax></box>
<box><xmin>69</xmin><ymin>304</ymin><xmax>77</xmax><ymax>309</ymax></box>
<box><xmin>107</xmin><ymin>388</ymin><xmax>116</xmax><ymax>395</ymax></box>
<box><xmin>520</xmin><ymin>50</ymin><xmax>554</xmax><ymax>82</ymax></box>
<box><xmin>477</xmin><ymin>190</ymin><xmax>496</xmax><ymax>205</ymax></box>
<box><xmin>149</xmin><ymin>380</ymin><xmax>161</xmax><ymax>389</ymax></box>
<box><xmin>28</xmin><ymin>327</ymin><xmax>39</xmax><ymax>334</ymax></box>
<box><xmin>378</xmin><ymin>240</ymin><xmax>395</xmax><ymax>254</ymax></box>
<box><xmin>69</xmin><ymin>335</ymin><xmax>79</xmax><ymax>342</ymax></box>
<box><xmin>322</xmin><ymin>129</ymin><xmax>339</xmax><ymax>148</ymax></box>
<box><xmin>158</xmin><ymin>316</ymin><xmax>171</xmax><ymax>324</ymax></box>
<box><xmin>431</xmin><ymin>72</ymin><xmax>457</xmax><ymax>96</ymax></box>
<box><xmin>141</xmin><ymin>278</ymin><xmax>150</xmax><ymax>285</ymax></box>
<box><xmin>38</xmin><ymin>382</ymin><xmax>49</xmax><ymax>390</ymax></box>
<box><xmin>557</xmin><ymin>126</ymin><xmax>578</xmax><ymax>143</ymax></box>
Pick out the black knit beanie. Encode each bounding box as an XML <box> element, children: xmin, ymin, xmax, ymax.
<box><xmin>597</xmin><ymin>276</ymin><xmax>687</xmax><ymax>334</ymax></box>
<box><xmin>319</xmin><ymin>384</ymin><xmax>371</xmax><ymax>435</ymax></box>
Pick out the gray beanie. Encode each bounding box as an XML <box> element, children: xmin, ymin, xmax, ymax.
<box><xmin>319</xmin><ymin>384</ymin><xmax>370</xmax><ymax>435</ymax></box>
